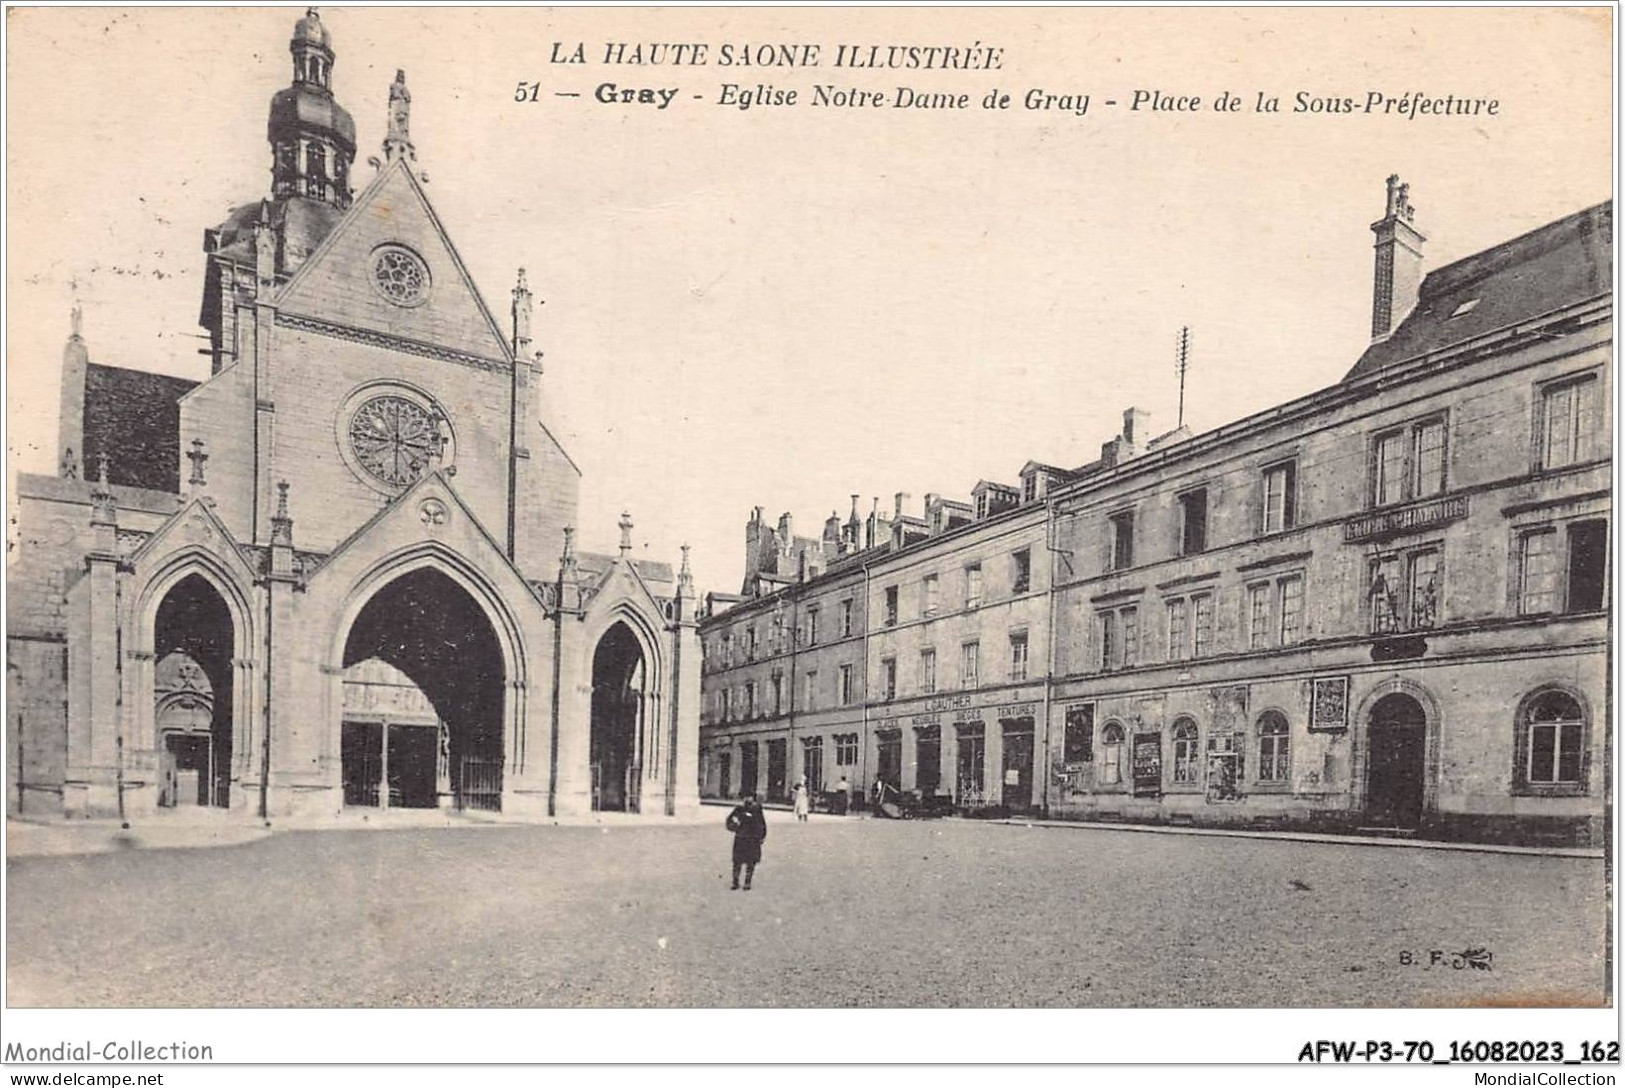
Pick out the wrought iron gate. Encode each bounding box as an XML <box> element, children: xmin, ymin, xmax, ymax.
<box><xmin>457</xmin><ymin>756</ymin><xmax>503</xmax><ymax>812</ymax></box>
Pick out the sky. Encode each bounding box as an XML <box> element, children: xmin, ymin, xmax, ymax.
<box><xmin>5</xmin><ymin>6</ymin><xmax>1613</xmax><ymax>599</ymax></box>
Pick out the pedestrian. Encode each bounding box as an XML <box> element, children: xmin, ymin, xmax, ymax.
<box><xmin>792</xmin><ymin>777</ymin><xmax>810</xmax><ymax>822</ymax></box>
<box><xmin>725</xmin><ymin>793</ymin><xmax>768</xmax><ymax>890</ymax></box>
<box><xmin>835</xmin><ymin>774</ymin><xmax>850</xmax><ymax>815</ymax></box>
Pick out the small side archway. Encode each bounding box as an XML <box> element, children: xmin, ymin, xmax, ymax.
<box><xmin>590</xmin><ymin>621</ymin><xmax>648</xmax><ymax>812</ymax></box>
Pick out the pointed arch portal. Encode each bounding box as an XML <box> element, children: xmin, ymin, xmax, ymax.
<box><xmin>340</xmin><ymin>568</ymin><xmax>506</xmax><ymax>811</ymax></box>
<box><xmin>591</xmin><ymin>622</ymin><xmax>648</xmax><ymax>813</ymax></box>
<box><xmin>152</xmin><ymin>574</ymin><xmax>235</xmax><ymax>808</ymax></box>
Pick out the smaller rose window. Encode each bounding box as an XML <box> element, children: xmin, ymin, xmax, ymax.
<box><xmin>371</xmin><ymin>246</ymin><xmax>429</xmax><ymax>306</ymax></box>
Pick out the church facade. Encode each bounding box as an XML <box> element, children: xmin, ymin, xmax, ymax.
<box><xmin>8</xmin><ymin>10</ymin><xmax>701</xmax><ymax>821</ymax></box>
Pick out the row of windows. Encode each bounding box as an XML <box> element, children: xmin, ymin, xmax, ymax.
<box><xmin>875</xmin><ymin>631</ymin><xmax>1030</xmax><ymax>700</ymax></box>
<box><xmin>1097</xmin><ymin>370</ymin><xmax>1599</xmax><ymax>577</ymax></box>
<box><xmin>881</xmin><ymin>548</ymin><xmax>1033</xmax><ymax>628</ymax></box>
<box><xmin>705</xmin><ymin>374</ymin><xmax>1603</xmax><ymax>674</ymax></box>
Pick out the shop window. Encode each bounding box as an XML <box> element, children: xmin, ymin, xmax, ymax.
<box><xmin>1261</xmin><ymin>460</ymin><xmax>1298</xmax><ymax>534</ymax></box>
<box><xmin>1179</xmin><ymin>488</ymin><xmax>1209</xmax><ymax>556</ymax></box>
<box><xmin>1171</xmin><ymin>717</ymin><xmax>1200</xmax><ymax>784</ymax></box>
<box><xmin>1538</xmin><ymin>373</ymin><xmax>1599</xmax><ymax>470</ymax></box>
<box><xmin>1109</xmin><ymin>510</ymin><xmax>1136</xmax><ymax>570</ymax></box>
<box><xmin>1256</xmin><ymin>710</ymin><xmax>1289</xmax><ymax>782</ymax></box>
<box><xmin>1012</xmin><ymin>548</ymin><xmax>1032</xmax><ymax>595</ymax></box>
<box><xmin>1514</xmin><ymin>689</ymin><xmax>1587</xmax><ymax>794</ymax></box>
<box><xmin>802</xmin><ymin>736</ymin><xmax>824</xmax><ymax>795</ymax></box>
<box><xmin>1063</xmin><ymin>705</ymin><xmax>1094</xmax><ymax>763</ymax></box>
<box><xmin>1099</xmin><ymin>721</ymin><xmax>1125</xmax><ymax>785</ymax></box>
<box><xmin>834</xmin><ymin>733</ymin><xmax>859</xmax><ymax>767</ymax></box>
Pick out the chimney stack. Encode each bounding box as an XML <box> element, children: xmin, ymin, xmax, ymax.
<box><xmin>1370</xmin><ymin>175</ymin><xmax>1426</xmax><ymax>340</ymax></box>
<box><xmin>1122</xmin><ymin>407</ymin><xmax>1151</xmax><ymax>449</ymax></box>
<box><xmin>894</xmin><ymin>492</ymin><xmax>911</xmax><ymax>519</ymax></box>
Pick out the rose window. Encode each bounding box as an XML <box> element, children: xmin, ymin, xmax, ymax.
<box><xmin>371</xmin><ymin>246</ymin><xmax>429</xmax><ymax>306</ymax></box>
<box><xmin>348</xmin><ymin>395</ymin><xmax>443</xmax><ymax>487</ymax></box>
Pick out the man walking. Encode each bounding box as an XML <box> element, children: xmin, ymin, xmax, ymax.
<box><xmin>725</xmin><ymin>793</ymin><xmax>768</xmax><ymax>890</ymax></box>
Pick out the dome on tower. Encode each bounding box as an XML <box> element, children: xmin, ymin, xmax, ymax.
<box><xmin>292</xmin><ymin>8</ymin><xmax>331</xmax><ymax>50</ymax></box>
<box><xmin>267</xmin><ymin>86</ymin><xmax>356</xmax><ymax>154</ymax></box>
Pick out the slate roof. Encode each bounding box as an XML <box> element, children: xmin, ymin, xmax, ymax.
<box><xmin>1347</xmin><ymin>201</ymin><xmax>1612</xmax><ymax>381</ymax></box>
<box><xmin>82</xmin><ymin>363</ymin><xmax>199</xmax><ymax>492</ymax></box>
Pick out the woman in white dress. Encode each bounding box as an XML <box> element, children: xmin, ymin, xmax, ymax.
<box><xmin>791</xmin><ymin>777</ymin><xmax>811</xmax><ymax>821</ymax></box>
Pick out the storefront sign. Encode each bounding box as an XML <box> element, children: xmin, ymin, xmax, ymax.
<box><xmin>1132</xmin><ymin>732</ymin><xmax>1161</xmax><ymax>797</ymax></box>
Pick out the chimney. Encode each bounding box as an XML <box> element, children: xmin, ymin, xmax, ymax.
<box><xmin>1370</xmin><ymin>175</ymin><xmax>1426</xmax><ymax>340</ymax></box>
<box><xmin>894</xmin><ymin>492</ymin><xmax>911</xmax><ymax>519</ymax></box>
<box><xmin>1122</xmin><ymin>407</ymin><xmax>1151</xmax><ymax>450</ymax></box>
<box><xmin>777</xmin><ymin>511</ymin><xmax>793</xmax><ymax>543</ymax></box>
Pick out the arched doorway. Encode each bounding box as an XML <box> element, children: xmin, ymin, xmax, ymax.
<box><xmin>341</xmin><ymin>568</ymin><xmax>505</xmax><ymax>811</ymax></box>
<box><xmin>1366</xmin><ymin>693</ymin><xmax>1428</xmax><ymax>828</ymax></box>
<box><xmin>590</xmin><ymin>622</ymin><xmax>646</xmax><ymax>812</ymax></box>
<box><xmin>153</xmin><ymin>574</ymin><xmax>234</xmax><ymax>808</ymax></box>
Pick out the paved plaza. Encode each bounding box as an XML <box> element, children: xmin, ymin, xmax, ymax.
<box><xmin>5</xmin><ymin>816</ymin><xmax>1609</xmax><ymax>1007</ymax></box>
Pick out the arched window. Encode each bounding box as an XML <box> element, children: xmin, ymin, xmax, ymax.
<box><xmin>1257</xmin><ymin>710</ymin><xmax>1289</xmax><ymax>782</ymax></box>
<box><xmin>1516</xmin><ymin>689</ymin><xmax>1587</xmax><ymax>792</ymax></box>
<box><xmin>1100</xmin><ymin>721</ymin><xmax>1125</xmax><ymax>786</ymax></box>
<box><xmin>1171</xmin><ymin>717</ymin><xmax>1200</xmax><ymax>784</ymax></box>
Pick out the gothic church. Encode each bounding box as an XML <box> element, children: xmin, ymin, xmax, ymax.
<box><xmin>8</xmin><ymin>10</ymin><xmax>701</xmax><ymax>821</ymax></box>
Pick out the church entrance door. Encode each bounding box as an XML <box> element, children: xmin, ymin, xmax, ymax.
<box><xmin>341</xmin><ymin>568</ymin><xmax>506</xmax><ymax>813</ymax></box>
<box><xmin>590</xmin><ymin>623</ymin><xmax>647</xmax><ymax>812</ymax></box>
<box><xmin>152</xmin><ymin>575</ymin><xmax>235</xmax><ymax>808</ymax></box>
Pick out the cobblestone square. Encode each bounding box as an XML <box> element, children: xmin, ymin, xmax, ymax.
<box><xmin>5</xmin><ymin>817</ymin><xmax>1608</xmax><ymax>1007</ymax></box>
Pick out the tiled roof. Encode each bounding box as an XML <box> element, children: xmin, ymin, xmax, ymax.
<box><xmin>1347</xmin><ymin>202</ymin><xmax>1612</xmax><ymax>380</ymax></box>
<box><xmin>82</xmin><ymin>363</ymin><xmax>199</xmax><ymax>492</ymax></box>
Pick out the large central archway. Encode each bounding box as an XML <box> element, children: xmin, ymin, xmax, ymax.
<box><xmin>340</xmin><ymin>567</ymin><xmax>506</xmax><ymax>811</ymax></box>
<box><xmin>590</xmin><ymin>622</ymin><xmax>647</xmax><ymax>812</ymax></box>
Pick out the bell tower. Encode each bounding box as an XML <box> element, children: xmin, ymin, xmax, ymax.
<box><xmin>267</xmin><ymin>8</ymin><xmax>356</xmax><ymax>209</ymax></box>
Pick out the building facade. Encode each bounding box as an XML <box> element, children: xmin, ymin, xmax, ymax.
<box><xmin>701</xmin><ymin>181</ymin><xmax>1612</xmax><ymax>844</ymax></box>
<box><xmin>8</xmin><ymin>11</ymin><xmax>701</xmax><ymax>822</ymax></box>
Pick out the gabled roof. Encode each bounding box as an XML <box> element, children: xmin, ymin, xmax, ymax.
<box><xmin>1348</xmin><ymin>201</ymin><xmax>1612</xmax><ymax>380</ymax></box>
<box><xmin>83</xmin><ymin>363</ymin><xmax>199</xmax><ymax>492</ymax></box>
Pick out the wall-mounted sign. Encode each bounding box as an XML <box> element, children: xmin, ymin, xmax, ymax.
<box><xmin>1343</xmin><ymin>494</ymin><xmax>1468</xmax><ymax>543</ymax></box>
<box><xmin>1310</xmin><ymin>677</ymin><xmax>1350</xmax><ymax>733</ymax></box>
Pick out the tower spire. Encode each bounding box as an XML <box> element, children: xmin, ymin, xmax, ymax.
<box><xmin>383</xmin><ymin>69</ymin><xmax>416</xmax><ymax>164</ymax></box>
<box><xmin>268</xmin><ymin>8</ymin><xmax>355</xmax><ymax>208</ymax></box>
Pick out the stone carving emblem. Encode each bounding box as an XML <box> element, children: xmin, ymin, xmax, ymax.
<box><xmin>370</xmin><ymin>245</ymin><xmax>430</xmax><ymax>306</ymax></box>
<box><xmin>349</xmin><ymin>395</ymin><xmax>443</xmax><ymax>488</ymax></box>
<box><xmin>419</xmin><ymin>498</ymin><xmax>448</xmax><ymax>527</ymax></box>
